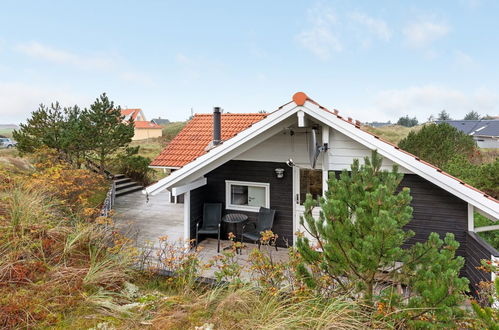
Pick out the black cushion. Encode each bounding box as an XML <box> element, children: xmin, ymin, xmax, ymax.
<box><xmin>197</xmin><ymin>228</ymin><xmax>219</xmax><ymax>234</ymax></box>
<box><xmin>242</xmin><ymin>231</ymin><xmax>261</xmax><ymax>241</ymax></box>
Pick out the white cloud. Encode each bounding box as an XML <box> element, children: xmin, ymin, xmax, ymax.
<box><xmin>119</xmin><ymin>71</ymin><xmax>156</xmax><ymax>87</ymax></box>
<box><xmin>460</xmin><ymin>0</ymin><xmax>481</xmax><ymax>8</ymax></box>
<box><xmin>176</xmin><ymin>53</ymin><xmax>192</xmax><ymax>65</ymax></box>
<box><xmin>454</xmin><ymin>50</ymin><xmax>477</xmax><ymax>69</ymax></box>
<box><xmin>349</xmin><ymin>12</ymin><xmax>391</xmax><ymax>42</ymax></box>
<box><xmin>0</xmin><ymin>82</ymin><xmax>90</xmax><ymax>124</ymax></box>
<box><xmin>403</xmin><ymin>20</ymin><xmax>450</xmax><ymax>49</ymax></box>
<box><xmin>175</xmin><ymin>53</ymin><xmax>203</xmax><ymax>83</ymax></box>
<box><xmin>296</xmin><ymin>5</ymin><xmax>393</xmax><ymax>58</ymax></box>
<box><xmin>15</xmin><ymin>42</ymin><xmax>115</xmax><ymax>70</ymax></box>
<box><xmin>14</xmin><ymin>41</ymin><xmax>154</xmax><ymax>86</ymax></box>
<box><xmin>295</xmin><ymin>4</ymin><xmax>342</xmax><ymax>60</ymax></box>
<box><xmin>374</xmin><ymin>85</ymin><xmax>498</xmax><ymax>120</ymax></box>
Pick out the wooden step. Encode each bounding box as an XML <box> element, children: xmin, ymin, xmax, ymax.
<box><xmin>116</xmin><ymin>185</ymin><xmax>144</xmax><ymax>197</ymax></box>
<box><xmin>114</xmin><ymin>177</ymin><xmax>132</xmax><ymax>185</ymax></box>
<box><xmin>116</xmin><ymin>181</ymin><xmax>140</xmax><ymax>191</ymax></box>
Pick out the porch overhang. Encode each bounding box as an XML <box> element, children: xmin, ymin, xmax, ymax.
<box><xmin>170</xmin><ymin>177</ymin><xmax>207</xmax><ymax>197</ymax></box>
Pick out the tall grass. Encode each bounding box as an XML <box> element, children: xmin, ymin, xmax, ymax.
<box><xmin>363</xmin><ymin>124</ymin><xmax>421</xmax><ymax>144</ymax></box>
<box><xmin>83</xmin><ymin>244</ymin><xmax>133</xmax><ymax>290</ymax></box>
<box><xmin>162</xmin><ymin>121</ymin><xmax>186</xmax><ymax>141</ymax></box>
<box><xmin>152</xmin><ymin>285</ymin><xmax>381</xmax><ymax>329</ymax></box>
<box><xmin>4</xmin><ymin>184</ymin><xmax>55</xmax><ymax>229</ymax></box>
<box><xmin>0</xmin><ymin>170</ymin><xmax>137</xmax><ymax>328</ymax></box>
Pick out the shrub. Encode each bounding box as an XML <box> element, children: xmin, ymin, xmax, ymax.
<box><xmin>471</xmin><ymin>261</ymin><xmax>499</xmax><ymax>328</ymax></box>
<box><xmin>398</xmin><ymin>123</ymin><xmax>476</xmax><ymax>168</ymax></box>
<box><xmin>474</xmin><ymin>213</ymin><xmax>499</xmax><ymax>249</ymax></box>
<box><xmin>396</xmin><ymin>115</ymin><xmax>418</xmax><ymax>127</ymax></box>
<box><xmin>443</xmin><ymin>154</ymin><xmax>499</xmax><ymax>199</ymax></box>
<box><xmin>27</xmin><ymin>149</ymin><xmax>108</xmax><ymax>215</ymax></box>
<box><xmin>117</xmin><ymin>147</ymin><xmax>153</xmax><ymax>185</ymax></box>
<box><xmin>442</xmin><ymin>154</ymin><xmax>499</xmax><ymax>249</ymax></box>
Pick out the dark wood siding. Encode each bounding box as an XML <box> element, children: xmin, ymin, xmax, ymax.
<box><xmin>191</xmin><ymin>160</ymin><xmax>293</xmax><ymax>246</ymax></box>
<box><xmin>329</xmin><ymin>172</ymin><xmax>469</xmax><ymax>256</ymax></box>
<box><xmin>398</xmin><ymin>174</ymin><xmax>468</xmax><ymax>258</ymax></box>
<box><xmin>466</xmin><ymin>232</ymin><xmax>498</xmax><ymax>294</ymax></box>
<box><xmin>190</xmin><ymin>186</ymin><xmax>207</xmax><ymax>240</ymax></box>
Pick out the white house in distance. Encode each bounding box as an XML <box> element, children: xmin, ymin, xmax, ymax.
<box><xmin>121</xmin><ymin>108</ymin><xmax>162</xmax><ymax>140</ymax></box>
<box><xmin>437</xmin><ymin>119</ymin><xmax>499</xmax><ymax>149</ymax></box>
<box><xmin>145</xmin><ymin>92</ymin><xmax>499</xmax><ymax>296</ymax></box>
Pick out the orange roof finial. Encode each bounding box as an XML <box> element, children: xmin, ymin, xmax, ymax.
<box><xmin>293</xmin><ymin>92</ymin><xmax>308</xmax><ymax>106</ymax></box>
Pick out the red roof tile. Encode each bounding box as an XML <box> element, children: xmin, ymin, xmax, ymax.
<box><xmin>134</xmin><ymin>121</ymin><xmax>161</xmax><ymax>129</ymax></box>
<box><xmin>150</xmin><ymin>113</ymin><xmax>267</xmax><ymax>167</ymax></box>
<box><xmin>121</xmin><ymin>109</ymin><xmax>142</xmax><ymax>120</ymax></box>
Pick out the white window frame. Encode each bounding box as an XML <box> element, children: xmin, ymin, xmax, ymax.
<box><xmin>225</xmin><ymin>180</ymin><xmax>270</xmax><ymax>212</ymax></box>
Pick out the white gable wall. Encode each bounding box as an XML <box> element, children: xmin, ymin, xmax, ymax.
<box><xmin>234</xmin><ymin>130</ymin><xmax>322</xmax><ymax>167</ymax></box>
<box><xmin>235</xmin><ymin>125</ymin><xmax>411</xmax><ymax>173</ymax></box>
<box><xmin>329</xmin><ymin>130</ymin><xmax>412</xmax><ymax>173</ymax></box>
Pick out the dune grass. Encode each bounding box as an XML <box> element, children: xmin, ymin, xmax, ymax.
<box><xmin>362</xmin><ymin>124</ymin><xmax>421</xmax><ymax>144</ymax></box>
<box><xmin>161</xmin><ymin>121</ymin><xmax>186</xmax><ymax>141</ymax></box>
<box><xmin>129</xmin><ymin>138</ymin><xmax>166</xmax><ymax>160</ymax></box>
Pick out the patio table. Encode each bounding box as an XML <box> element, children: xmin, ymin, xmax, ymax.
<box><xmin>222</xmin><ymin>213</ymin><xmax>249</xmax><ymax>254</ymax></box>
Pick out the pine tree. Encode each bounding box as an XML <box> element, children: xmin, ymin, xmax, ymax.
<box><xmin>85</xmin><ymin>93</ymin><xmax>134</xmax><ymax>173</ymax></box>
<box><xmin>13</xmin><ymin>103</ymin><xmax>65</xmax><ymax>153</ymax></box>
<box><xmin>438</xmin><ymin>110</ymin><xmax>451</xmax><ymax>120</ymax></box>
<box><xmin>296</xmin><ymin>150</ymin><xmax>414</xmax><ymax>301</ymax></box>
<box><xmin>397</xmin><ymin>115</ymin><xmax>418</xmax><ymax>127</ymax></box>
<box><xmin>464</xmin><ymin>110</ymin><xmax>481</xmax><ymax>120</ymax></box>
<box><xmin>295</xmin><ymin>151</ymin><xmax>468</xmax><ymax>323</ymax></box>
<box><xmin>60</xmin><ymin>105</ymin><xmax>93</xmax><ymax>168</ymax></box>
<box><xmin>401</xmin><ymin>232</ymin><xmax>468</xmax><ymax>325</ymax></box>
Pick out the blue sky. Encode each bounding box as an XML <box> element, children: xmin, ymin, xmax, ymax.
<box><xmin>1</xmin><ymin>0</ymin><xmax>498</xmax><ymax>124</ymax></box>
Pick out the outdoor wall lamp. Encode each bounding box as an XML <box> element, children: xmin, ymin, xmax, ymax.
<box><xmin>275</xmin><ymin>168</ymin><xmax>285</xmax><ymax>179</ymax></box>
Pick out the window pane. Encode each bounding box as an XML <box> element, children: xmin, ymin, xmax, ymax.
<box><xmin>248</xmin><ymin>186</ymin><xmax>266</xmax><ymax>207</ymax></box>
<box><xmin>231</xmin><ymin>185</ymin><xmax>248</xmax><ymax>205</ymax></box>
<box><xmin>299</xmin><ymin>169</ymin><xmax>322</xmax><ymax>204</ymax></box>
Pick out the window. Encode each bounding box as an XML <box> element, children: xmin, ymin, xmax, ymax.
<box><xmin>299</xmin><ymin>169</ymin><xmax>323</xmax><ymax>205</ymax></box>
<box><xmin>225</xmin><ymin>180</ymin><xmax>270</xmax><ymax>212</ymax></box>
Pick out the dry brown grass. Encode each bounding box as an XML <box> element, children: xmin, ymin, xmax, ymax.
<box><xmin>477</xmin><ymin>148</ymin><xmax>499</xmax><ymax>164</ymax></box>
<box><xmin>0</xmin><ymin>158</ymin><xmax>136</xmax><ymax>328</ymax></box>
<box><xmin>362</xmin><ymin>124</ymin><xmax>421</xmax><ymax>145</ymax></box>
<box><xmin>151</xmin><ymin>286</ymin><xmax>381</xmax><ymax>330</ymax></box>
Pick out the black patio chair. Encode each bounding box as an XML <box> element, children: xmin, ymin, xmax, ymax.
<box><xmin>195</xmin><ymin>203</ymin><xmax>222</xmax><ymax>253</ymax></box>
<box><xmin>241</xmin><ymin>207</ymin><xmax>277</xmax><ymax>251</ymax></box>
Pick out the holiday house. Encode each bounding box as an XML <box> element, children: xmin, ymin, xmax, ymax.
<box><xmin>145</xmin><ymin>92</ymin><xmax>499</xmax><ymax>292</ymax></box>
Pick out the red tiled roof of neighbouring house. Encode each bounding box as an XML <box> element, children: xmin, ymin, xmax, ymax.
<box><xmin>134</xmin><ymin>121</ymin><xmax>161</xmax><ymax>129</ymax></box>
<box><xmin>121</xmin><ymin>109</ymin><xmax>142</xmax><ymax>120</ymax></box>
<box><xmin>150</xmin><ymin>113</ymin><xmax>267</xmax><ymax>168</ymax></box>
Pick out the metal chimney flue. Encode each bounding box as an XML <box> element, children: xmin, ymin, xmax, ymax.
<box><xmin>213</xmin><ymin>107</ymin><xmax>221</xmax><ymax>145</ymax></box>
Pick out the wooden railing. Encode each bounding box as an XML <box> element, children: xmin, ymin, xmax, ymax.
<box><xmin>466</xmin><ymin>231</ymin><xmax>499</xmax><ymax>296</ymax></box>
<box><xmin>100</xmin><ymin>182</ymin><xmax>116</xmax><ymax>217</ymax></box>
<box><xmin>85</xmin><ymin>158</ymin><xmax>115</xmax><ymax>180</ymax></box>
